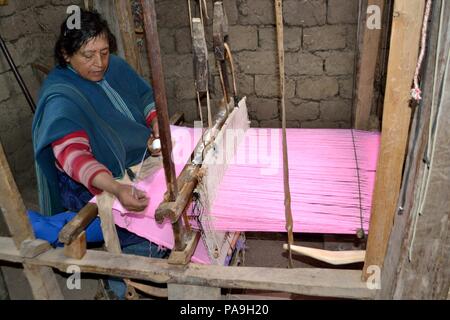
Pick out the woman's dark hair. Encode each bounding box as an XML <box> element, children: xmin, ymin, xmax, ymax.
<box><xmin>55</xmin><ymin>9</ymin><xmax>117</xmax><ymax>67</ymax></box>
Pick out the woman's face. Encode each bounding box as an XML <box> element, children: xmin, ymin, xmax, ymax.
<box><xmin>65</xmin><ymin>35</ymin><xmax>110</xmax><ymax>82</ymax></box>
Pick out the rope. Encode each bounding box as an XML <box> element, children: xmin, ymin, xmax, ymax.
<box><xmin>350</xmin><ymin>129</ymin><xmax>365</xmax><ymax>239</ymax></box>
<box><xmin>411</xmin><ymin>0</ymin><xmax>433</xmax><ymax>101</ymax></box>
<box><xmin>275</xmin><ymin>0</ymin><xmax>294</xmax><ymax>268</ymax></box>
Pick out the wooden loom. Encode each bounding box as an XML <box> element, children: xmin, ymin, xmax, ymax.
<box><xmin>0</xmin><ymin>0</ymin><xmax>449</xmax><ymax>300</ymax></box>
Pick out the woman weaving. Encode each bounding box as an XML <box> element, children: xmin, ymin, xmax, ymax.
<box><xmin>32</xmin><ymin>10</ymin><xmax>168</xmax><ymax>298</ymax></box>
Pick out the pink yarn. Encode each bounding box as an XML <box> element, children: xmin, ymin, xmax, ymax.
<box><xmin>92</xmin><ymin>126</ymin><xmax>380</xmax><ymax>264</ymax></box>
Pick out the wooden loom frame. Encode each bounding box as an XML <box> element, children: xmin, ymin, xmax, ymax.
<box><xmin>0</xmin><ymin>0</ymin><xmax>448</xmax><ymax>300</ymax></box>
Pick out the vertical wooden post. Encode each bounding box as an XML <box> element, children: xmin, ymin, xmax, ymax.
<box><xmin>354</xmin><ymin>0</ymin><xmax>386</xmax><ymax>130</ymax></box>
<box><xmin>114</xmin><ymin>0</ymin><xmax>142</xmax><ymax>74</ymax></box>
<box><xmin>213</xmin><ymin>2</ymin><xmax>231</xmax><ymax>104</ymax></box>
<box><xmin>392</xmin><ymin>53</ymin><xmax>450</xmax><ymax>297</ymax></box>
<box><xmin>96</xmin><ymin>192</ymin><xmax>138</xmax><ymax>299</ymax></box>
<box><xmin>380</xmin><ymin>0</ymin><xmax>450</xmax><ymax>298</ymax></box>
<box><xmin>140</xmin><ymin>0</ymin><xmax>185</xmax><ymax>251</ymax></box>
<box><xmin>140</xmin><ymin>0</ymin><xmax>178</xmax><ymax>203</ymax></box>
<box><xmin>0</xmin><ymin>142</ymin><xmax>63</xmax><ymax>299</ymax></box>
<box><xmin>362</xmin><ymin>0</ymin><xmax>426</xmax><ymax>280</ymax></box>
<box><xmin>0</xmin><ymin>146</ymin><xmax>33</xmax><ymax>248</ymax></box>
<box><xmin>379</xmin><ymin>0</ymin><xmax>447</xmax><ymax>298</ymax></box>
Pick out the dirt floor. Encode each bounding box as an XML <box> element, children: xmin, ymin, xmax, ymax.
<box><xmin>1</xmin><ymin>180</ymin><xmax>365</xmax><ymax>300</ymax></box>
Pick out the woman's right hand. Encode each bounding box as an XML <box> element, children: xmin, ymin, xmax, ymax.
<box><xmin>91</xmin><ymin>172</ymin><xmax>149</xmax><ymax>212</ymax></box>
<box><xmin>114</xmin><ymin>184</ymin><xmax>149</xmax><ymax>213</ymax></box>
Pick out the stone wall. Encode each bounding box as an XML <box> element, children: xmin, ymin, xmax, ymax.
<box><xmin>0</xmin><ymin>0</ymin><xmax>82</xmax><ymax>207</ymax></box>
<box><xmin>154</xmin><ymin>0</ymin><xmax>358</xmax><ymax>128</ymax></box>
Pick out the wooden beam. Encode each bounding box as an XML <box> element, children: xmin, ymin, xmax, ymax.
<box><xmin>96</xmin><ymin>192</ymin><xmax>121</xmax><ymax>254</ymax></box>
<box><xmin>192</xmin><ymin>18</ymin><xmax>209</xmax><ymax>93</ymax></box>
<box><xmin>113</xmin><ymin>0</ymin><xmax>142</xmax><ymax>74</ymax></box>
<box><xmin>96</xmin><ymin>192</ymin><xmax>138</xmax><ymax>298</ymax></box>
<box><xmin>169</xmin><ymin>111</ymin><xmax>185</xmax><ymax>125</ymax></box>
<box><xmin>285</xmin><ymin>244</ymin><xmax>366</xmax><ymax>265</ymax></box>
<box><xmin>362</xmin><ymin>0</ymin><xmax>426</xmax><ymax>280</ymax></box>
<box><xmin>391</xmin><ymin>64</ymin><xmax>450</xmax><ymax>299</ymax></box>
<box><xmin>167</xmin><ymin>231</ymin><xmax>200</xmax><ymax>265</ymax></box>
<box><xmin>354</xmin><ymin>0</ymin><xmax>386</xmax><ymax>130</ymax></box>
<box><xmin>59</xmin><ymin>203</ymin><xmax>98</xmax><ymax>245</ymax></box>
<box><xmin>0</xmin><ymin>143</ymin><xmax>34</xmax><ymax>248</ymax></box>
<box><xmin>20</xmin><ymin>240</ymin><xmax>52</xmax><ymax>259</ymax></box>
<box><xmin>381</xmin><ymin>0</ymin><xmax>450</xmax><ymax>298</ymax></box>
<box><xmin>213</xmin><ymin>2</ymin><xmax>231</xmax><ymax>104</ymax></box>
<box><xmin>0</xmin><ymin>237</ymin><xmax>376</xmax><ymax>299</ymax></box>
<box><xmin>126</xmin><ymin>279</ymin><xmax>168</xmax><ymax>298</ymax></box>
<box><xmin>63</xmin><ymin>231</ymin><xmax>87</xmax><ymax>260</ymax></box>
<box><xmin>379</xmin><ymin>0</ymin><xmax>448</xmax><ymax>299</ymax></box>
<box><xmin>0</xmin><ymin>142</ymin><xmax>63</xmax><ymax>299</ymax></box>
<box><xmin>141</xmin><ymin>0</ymin><xmax>183</xmax><ymax>251</ymax></box>
<box><xmin>141</xmin><ymin>0</ymin><xmax>178</xmax><ymax>202</ymax></box>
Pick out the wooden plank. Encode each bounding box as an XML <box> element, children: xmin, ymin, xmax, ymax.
<box><xmin>63</xmin><ymin>231</ymin><xmax>87</xmax><ymax>260</ymax></box>
<box><xmin>0</xmin><ymin>141</ymin><xmax>63</xmax><ymax>299</ymax></box>
<box><xmin>213</xmin><ymin>2</ymin><xmax>231</xmax><ymax>104</ymax></box>
<box><xmin>59</xmin><ymin>203</ymin><xmax>98</xmax><ymax>245</ymax></box>
<box><xmin>31</xmin><ymin>63</ymin><xmax>51</xmax><ymax>76</ymax></box>
<box><xmin>168</xmin><ymin>284</ymin><xmax>221</xmax><ymax>300</ymax></box>
<box><xmin>0</xmin><ymin>238</ymin><xmax>376</xmax><ymax>299</ymax></box>
<box><xmin>383</xmin><ymin>3</ymin><xmax>450</xmax><ymax>297</ymax></box>
<box><xmin>0</xmin><ymin>237</ymin><xmax>22</xmax><ymax>263</ymax></box>
<box><xmin>141</xmin><ymin>0</ymin><xmax>179</xmax><ymax>203</ymax></box>
<box><xmin>96</xmin><ymin>189</ymin><xmax>137</xmax><ymax>298</ymax></box>
<box><xmin>168</xmin><ymin>231</ymin><xmax>200</xmax><ymax>265</ymax></box>
<box><xmin>23</xmin><ymin>265</ymin><xmax>63</xmax><ymax>300</ymax></box>
<box><xmin>93</xmin><ymin>1</ymin><xmax>125</xmax><ymax>59</ymax></box>
<box><xmin>169</xmin><ymin>111</ymin><xmax>185</xmax><ymax>125</ymax></box>
<box><xmin>379</xmin><ymin>0</ymin><xmax>447</xmax><ymax>298</ymax></box>
<box><xmin>354</xmin><ymin>0</ymin><xmax>386</xmax><ymax>130</ymax></box>
<box><xmin>213</xmin><ymin>2</ymin><xmax>225</xmax><ymax>61</ymax></box>
<box><xmin>392</xmin><ymin>71</ymin><xmax>450</xmax><ymax>298</ymax></box>
<box><xmin>113</xmin><ymin>0</ymin><xmax>142</xmax><ymax>74</ymax></box>
<box><xmin>285</xmin><ymin>244</ymin><xmax>366</xmax><ymax>265</ymax></box>
<box><xmin>96</xmin><ymin>192</ymin><xmax>121</xmax><ymax>254</ymax></box>
<box><xmin>362</xmin><ymin>0</ymin><xmax>426</xmax><ymax>280</ymax></box>
<box><xmin>192</xmin><ymin>18</ymin><xmax>209</xmax><ymax>93</ymax></box>
<box><xmin>126</xmin><ymin>279</ymin><xmax>168</xmax><ymax>298</ymax></box>
<box><xmin>0</xmin><ymin>143</ymin><xmax>34</xmax><ymax>247</ymax></box>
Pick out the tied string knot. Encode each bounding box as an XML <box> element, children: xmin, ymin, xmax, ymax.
<box><xmin>411</xmin><ymin>87</ymin><xmax>422</xmax><ymax>101</ymax></box>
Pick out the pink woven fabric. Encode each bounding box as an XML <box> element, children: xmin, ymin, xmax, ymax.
<box><xmin>93</xmin><ymin>126</ymin><xmax>380</xmax><ymax>264</ymax></box>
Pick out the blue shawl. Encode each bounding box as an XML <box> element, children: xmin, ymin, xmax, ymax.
<box><xmin>32</xmin><ymin>55</ymin><xmax>155</xmax><ymax>215</ymax></box>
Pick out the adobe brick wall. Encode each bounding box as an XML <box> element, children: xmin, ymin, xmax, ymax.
<box><xmin>154</xmin><ymin>0</ymin><xmax>358</xmax><ymax>128</ymax></box>
<box><xmin>0</xmin><ymin>0</ymin><xmax>82</xmax><ymax>207</ymax></box>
